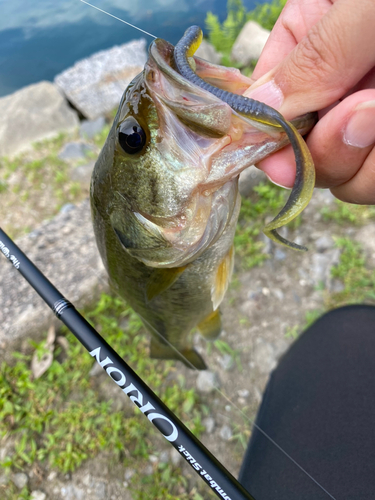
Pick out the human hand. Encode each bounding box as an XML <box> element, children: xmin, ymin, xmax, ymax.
<box><xmin>244</xmin><ymin>0</ymin><xmax>375</xmax><ymax>204</ymax></box>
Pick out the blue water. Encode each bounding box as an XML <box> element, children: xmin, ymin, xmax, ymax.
<box><xmin>0</xmin><ymin>0</ymin><xmax>261</xmax><ymax>98</ymax></box>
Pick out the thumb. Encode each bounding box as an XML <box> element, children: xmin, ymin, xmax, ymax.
<box><xmin>244</xmin><ymin>0</ymin><xmax>375</xmax><ymax>118</ymax></box>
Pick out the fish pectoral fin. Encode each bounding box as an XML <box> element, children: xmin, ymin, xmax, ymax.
<box><xmin>197</xmin><ymin>309</ymin><xmax>222</xmax><ymax>340</ymax></box>
<box><xmin>263</xmin><ymin>120</ymin><xmax>315</xmax><ymax>251</ymax></box>
<box><xmin>150</xmin><ymin>338</ymin><xmax>207</xmax><ymax>370</ymax></box>
<box><xmin>211</xmin><ymin>245</ymin><xmax>234</xmax><ymax>311</ymax></box>
<box><xmin>146</xmin><ymin>266</ymin><xmax>187</xmax><ymax>302</ymax></box>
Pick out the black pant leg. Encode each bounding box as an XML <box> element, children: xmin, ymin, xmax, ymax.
<box><xmin>239</xmin><ymin>305</ymin><xmax>375</xmax><ymax>500</ymax></box>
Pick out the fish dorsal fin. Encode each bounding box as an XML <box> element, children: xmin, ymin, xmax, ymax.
<box><xmin>197</xmin><ymin>309</ymin><xmax>222</xmax><ymax>340</ymax></box>
<box><xmin>211</xmin><ymin>245</ymin><xmax>234</xmax><ymax>311</ymax></box>
<box><xmin>146</xmin><ymin>266</ymin><xmax>187</xmax><ymax>302</ymax></box>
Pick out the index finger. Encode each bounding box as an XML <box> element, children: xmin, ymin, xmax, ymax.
<box><xmin>250</xmin><ymin>0</ymin><xmax>333</xmax><ymax>82</ymax></box>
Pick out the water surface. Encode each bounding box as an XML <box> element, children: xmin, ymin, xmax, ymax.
<box><xmin>0</xmin><ymin>0</ymin><xmax>260</xmax><ymax>97</ymax></box>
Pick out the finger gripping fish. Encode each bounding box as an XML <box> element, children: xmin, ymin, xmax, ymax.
<box><xmin>91</xmin><ymin>26</ymin><xmax>316</xmax><ymax>370</ymax></box>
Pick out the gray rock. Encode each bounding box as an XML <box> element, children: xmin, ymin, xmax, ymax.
<box><xmin>310</xmin><ymin>248</ymin><xmax>340</xmax><ymax>288</ymax></box>
<box><xmin>30</xmin><ymin>492</ymin><xmax>47</xmax><ymax>500</ymax></box>
<box><xmin>231</xmin><ymin>21</ymin><xmax>270</xmax><ymax>66</ymax></box>
<box><xmin>196</xmin><ymin>370</ymin><xmax>220</xmax><ymax>393</ymax></box>
<box><xmin>80</xmin><ymin>117</ymin><xmax>106</xmax><ymax>139</ymax></box>
<box><xmin>219</xmin><ymin>425</ymin><xmax>232</xmax><ymax>441</ymax></box>
<box><xmin>55</xmin><ymin>39</ymin><xmax>147</xmax><ymax>120</ymax></box>
<box><xmin>0</xmin><ymin>199</ymin><xmax>109</xmax><ymax>361</ymax></box>
<box><xmin>12</xmin><ymin>472</ymin><xmax>28</xmax><ymax>489</ymax></box>
<box><xmin>94</xmin><ymin>482</ymin><xmax>106</xmax><ymax>499</ymax></box>
<box><xmin>195</xmin><ymin>40</ymin><xmax>222</xmax><ymax>64</ymax></box>
<box><xmin>0</xmin><ymin>81</ymin><xmax>78</xmax><ymax>157</ymax></box>
<box><xmin>61</xmin><ymin>484</ymin><xmax>84</xmax><ymax>499</ymax></box>
<box><xmin>58</xmin><ymin>142</ymin><xmax>93</xmax><ymax>161</ymax></box>
<box><xmin>239</xmin><ymin>166</ymin><xmax>266</xmax><ymax>197</ymax></box>
<box><xmin>70</xmin><ymin>161</ymin><xmax>96</xmax><ymax>185</ymax></box>
<box><xmin>202</xmin><ymin>417</ymin><xmax>216</xmax><ymax>434</ymax></box>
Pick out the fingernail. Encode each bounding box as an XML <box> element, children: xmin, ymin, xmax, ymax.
<box><xmin>343</xmin><ymin>100</ymin><xmax>375</xmax><ymax>148</ymax></box>
<box><xmin>243</xmin><ymin>80</ymin><xmax>284</xmax><ymax>109</ymax></box>
<box><xmin>265</xmin><ymin>173</ymin><xmax>292</xmax><ymax>190</ymax></box>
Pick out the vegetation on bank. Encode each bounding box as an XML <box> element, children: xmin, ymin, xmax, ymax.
<box><xmin>205</xmin><ymin>0</ymin><xmax>286</xmax><ymax>66</ymax></box>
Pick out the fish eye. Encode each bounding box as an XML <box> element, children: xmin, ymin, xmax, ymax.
<box><xmin>118</xmin><ymin>117</ymin><xmax>146</xmax><ymax>154</ymax></box>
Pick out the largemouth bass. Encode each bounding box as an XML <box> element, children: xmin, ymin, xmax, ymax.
<box><xmin>91</xmin><ymin>26</ymin><xmax>315</xmax><ymax>370</ymax></box>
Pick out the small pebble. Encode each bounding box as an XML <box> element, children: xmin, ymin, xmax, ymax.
<box><xmin>30</xmin><ymin>492</ymin><xmax>46</xmax><ymax>500</ymax></box>
<box><xmin>12</xmin><ymin>472</ymin><xmax>28</xmax><ymax>489</ymax></box>
<box><xmin>95</xmin><ymin>481</ymin><xmax>106</xmax><ymax>499</ymax></box>
<box><xmin>238</xmin><ymin>389</ymin><xmax>249</xmax><ymax>398</ymax></box>
<box><xmin>196</xmin><ymin>370</ymin><xmax>220</xmax><ymax>393</ymax></box>
<box><xmin>272</xmin><ymin>288</ymin><xmax>284</xmax><ymax>301</ymax></box>
<box><xmin>142</xmin><ymin>465</ymin><xmax>153</xmax><ymax>476</ymax></box>
<box><xmin>220</xmin><ymin>425</ymin><xmax>233</xmax><ymax>441</ymax></box>
<box><xmin>82</xmin><ymin>473</ymin><xmax>91</xmax><ymax>486</ymax></box>
<box><xmin>124</xmin><ymin>469</ymin><xmax>135</xmax><ymax>481</ymax></box>
<box><xmin>47</xmin><ymin>471</ymin><xmax>57</xmax><ymax>481</ymax></box>
<box><xmin>202</xmin><ymin>417</ymin><xmax>215</xmax><ymax>434</ymax></box>
<box><xmin>159</xmin><ymin>450</ymin><xmax>170</xmax><ymax>463</ymax></box>
<box><xmin>218</xmin><ymin>353</ymin><xmax>234</xmax><ymax>371</ymax></box>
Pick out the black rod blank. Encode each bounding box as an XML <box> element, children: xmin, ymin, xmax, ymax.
<box><xmin>0</xmin><ymin>227</ymin><xmax>255</xmax><ymax>500</ymax></box>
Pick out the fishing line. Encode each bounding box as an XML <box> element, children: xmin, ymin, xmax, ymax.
<box><xmin>78</xmin><ymin>0</ymin><xmax>157</xmax><ymax>39</ymax></box>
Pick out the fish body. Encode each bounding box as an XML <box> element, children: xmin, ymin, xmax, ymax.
<box><xmin>91</xmin><ymin>30</ymin><xmax>315</xmax><ymax>369</ymax></box>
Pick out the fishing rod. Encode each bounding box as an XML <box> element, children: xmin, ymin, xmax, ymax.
<box><xmin>0</xmin><ymin>227</ymin><xmax>255</xmax><ymax>500</ymax></box>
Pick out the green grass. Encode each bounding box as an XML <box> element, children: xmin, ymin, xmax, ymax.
<box><xmin>0</xmin><ymin>293</ymin><xmax>208</xmax><ymax>499</ymax></box>
<box><xmin>205</xmin><ymin>0</ymin><xmax>286</xmax><ymax>65</ymax></box>
<box><xmin>321</xmin><ymin>199</ymin><xmax>375</xmax><ymax>225</ymax></box>
<box><xmin>326</xmin><ymin>237</ymin><xmax>375</xmax><ymax>308</ymax></box>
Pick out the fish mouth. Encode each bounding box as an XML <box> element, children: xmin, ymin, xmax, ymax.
<box><xmin>145</xmin><ymin>37</ymin><xmax>315</xmax><ymax>161</ymax></box>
